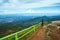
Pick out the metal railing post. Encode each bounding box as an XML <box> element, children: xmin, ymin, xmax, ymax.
<box><xmin>15</xmin><ymin>33</ymin><xmax>18</xmax><ymax>40</ymax></box>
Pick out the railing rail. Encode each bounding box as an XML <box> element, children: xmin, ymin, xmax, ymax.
<box><xmin>0</xmin><ymin>23</ymin><xmax>41</xmax><ymax>40</ymax></box>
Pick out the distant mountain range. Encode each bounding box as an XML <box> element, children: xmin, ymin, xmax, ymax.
<box><xmin>0</xmin><ymin>14</ymin><xmax>60</xmax><ymax>25</ymax></box>
<box><xmin>0</xmin><ymin>14</ymin><xmax>37</xmax><ymax>24</ymax></box>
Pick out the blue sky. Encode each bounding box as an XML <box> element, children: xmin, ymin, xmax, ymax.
<box><xmin>0</xmin><ymin>0</ymin><xmax>60</xmax><ymax>16</ymax></box>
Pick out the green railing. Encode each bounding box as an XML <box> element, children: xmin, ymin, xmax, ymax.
<box><xmin>0</xmin><ymin>23</ymin><xmax>41</xmax><ymax>40</ymax></box>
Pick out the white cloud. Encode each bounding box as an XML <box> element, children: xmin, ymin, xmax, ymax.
<box><xmin>0</xmin><ymin>0</ymin><xmax>60</xmax><ymax>16</ymax></box>
<box><xmin>20</xmin><ymin>0</ymin><xmax>60</xmax><ymax>8</ymax></box>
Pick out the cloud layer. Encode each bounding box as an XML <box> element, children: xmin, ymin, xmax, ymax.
<box><xmin>0</xmin><ymin>0</ymin><xmax>60</xmax><ymax>16</ymax></box>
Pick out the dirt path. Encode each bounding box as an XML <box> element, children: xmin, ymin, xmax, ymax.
<box><xmin>26</xmin><ymin>27</ymin><xmax>45</xmax><ymax>40</ymax></box>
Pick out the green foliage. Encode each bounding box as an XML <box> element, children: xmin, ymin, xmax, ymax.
<box><xmin>47</xmin><ymin>25</ymin><xmax>57</xmax><ymax>30</ymax></box>
<box><xmin>0</xmin><ymin>24</ymin><xmax>40</xmax><ymax>40</ymax></box>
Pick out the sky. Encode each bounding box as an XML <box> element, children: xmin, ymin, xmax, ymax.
<box><xmin>0</xmin><ymin>0</ymin><xmax>60</xmax><ymax>16</ymax></box>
